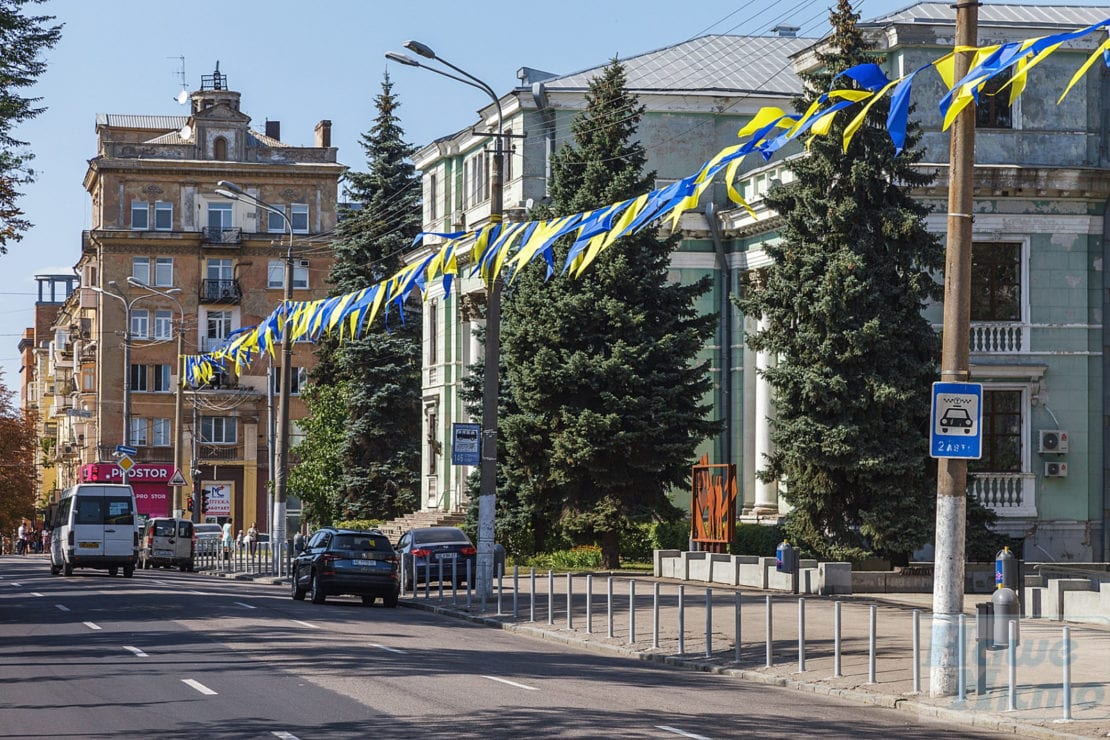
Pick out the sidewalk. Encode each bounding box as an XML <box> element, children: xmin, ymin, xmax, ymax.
<box><xmin>382</xmin><ymin>570</ymin><xmax>1110</xmax><ymax>739</ymax></box>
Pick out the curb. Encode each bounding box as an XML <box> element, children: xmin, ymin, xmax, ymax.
<box><xmin>399</xmin><ymin>597</ymin><xmax>1096</xmax><ymax>740</ymax></box>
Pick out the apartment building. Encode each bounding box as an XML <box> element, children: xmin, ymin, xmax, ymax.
<box><xmin>39</xmin><ymin>65</ymin><xmax>343</xmax><ymax>531</ymax></box>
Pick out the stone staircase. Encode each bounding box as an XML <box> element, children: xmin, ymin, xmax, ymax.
<box><xmin>377</xmin><ymin>509</ymin><xmax>468</xmax><ymax>544</ymax></box>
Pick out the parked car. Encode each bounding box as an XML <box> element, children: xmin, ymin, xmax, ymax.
<box><xmin>138</xmin><ymin>517</ymin><xmax>194</xmax><ymax>571</ymax></box>
<box><xmin>194</xmin><ymin>523</ymin><xmax>223</xmax><ymax>556</ymax></box>
<box><xmin>291</xmin><ymin>527</ymin><xmax>399</xmax><ymax>607</ymax></box>
<box><xmin>395</xmin><ymin>527</ymin><xmax>505</xmax><ymax>589</ymax></box>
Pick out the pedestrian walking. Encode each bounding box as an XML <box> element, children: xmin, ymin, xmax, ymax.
<box><xmin>246</xmin><ymin>522</ymin><xmax>258</xmax><ymax>556</ymax></box>
<box><xmin>16</xmin><ymin>521</ymin><xmax>26</xmax><ymax>555</ymax></box>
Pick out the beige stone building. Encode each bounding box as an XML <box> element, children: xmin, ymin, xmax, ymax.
<box><xmin>38</xmin><ymin>64</ymin><xmax>344</xmax><ymax>531</ymax></box>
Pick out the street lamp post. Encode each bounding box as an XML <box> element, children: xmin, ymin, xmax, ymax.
<box><xmin>126</xmin><ymin>279</ymin><xmax>186</xmax><ymax>516</ymax></box>
<box><xmin>215</xmin><ymin>181</ymin><xmax>293</xmax><ymax>570</ymax></box>
<box><xmin>387</xmin><ymin>42</ymin><xmax>504</xmax><ymax>598</ymax></box>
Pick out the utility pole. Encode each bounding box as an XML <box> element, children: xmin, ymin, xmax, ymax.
<box><xmin>930</xmin><ymin>0</ymin><xmax>978</xmax><ymax>698</ymax></box>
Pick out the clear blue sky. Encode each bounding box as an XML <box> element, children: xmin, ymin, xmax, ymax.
<box><xmin>4</xmin><ymin>0</ymin><xmax>1106</xmax><ymax>388</ymax></box>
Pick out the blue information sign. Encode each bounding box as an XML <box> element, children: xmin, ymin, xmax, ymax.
<box><xmin>451</xmin><ymin>423</ymin><xmax>481</xmax><ymax>466</ymax></box>
<box><xmin>930</xmin><ymin>382</ymin><xmax>983</xmax><ymax>459</ymax></box>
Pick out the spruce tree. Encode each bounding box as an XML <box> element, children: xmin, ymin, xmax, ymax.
<box><xmin>737</xmin><ymin>0</ymin><xmax>943</xmax><ymax>563</ymax></box>
<box><xmin>498</xmin><ymin>60</ymin><xmax>720</xmax><ymax>567</ymax></box>
<box><xmin>292</xmin><ymin>73</ymin><xmax>422</xmax><ymax>522</ymax></box>
<box><xmin>0</xmin><ymin>0</ymin><xmax>61</xmax><ymax>251</ymax></box>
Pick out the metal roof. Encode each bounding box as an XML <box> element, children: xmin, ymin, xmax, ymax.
<box><xmin>864</xmin><ymin>2</ymin><xmax>1110</xmax><ymax>28</ymax></box>
<box><xmin>543</xmin><ymin>34</ymin><xmax>815</xmax><ymax>97</ymax></box>
<box><xmin>94</xmin><ymin>113</ymin><xmax>189</xmax><ymax>130</ymax></box>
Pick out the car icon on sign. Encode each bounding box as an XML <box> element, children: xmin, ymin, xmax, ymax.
<box><xmin>940</xmin><ymin>407</ymin><xmax>973</xmax><ymax>434</ymax></box>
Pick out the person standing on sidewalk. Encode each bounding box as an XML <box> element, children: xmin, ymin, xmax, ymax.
<box><xmin>221</xmin><ymin>519</ymin><xmax>234</xmax><ymax>562</ymax></box>
<box><xmin>246</xmin><ymin>522</ymin><xmax>258</xmax><ymax>557</ymax></box>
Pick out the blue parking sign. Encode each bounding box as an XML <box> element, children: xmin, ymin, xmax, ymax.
<box><xmin>930</xmin><ymin>382</ymin><xmax>983</xmax><ymax>459</ymax></box>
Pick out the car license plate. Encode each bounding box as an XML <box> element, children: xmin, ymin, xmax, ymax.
<box><xmin>436</xmin><ymin>552</ymin><xmax>457</xmax><ymax>559</ymax></box>
<box><xmin>79</xmin><ymin>541</ymin><xmax>99</xmax><ymax>549</ymax></box>
<box><xmin>155</xmin><ymin>549</ymin><xmax>173</xmax><ymax>557</ymax></box>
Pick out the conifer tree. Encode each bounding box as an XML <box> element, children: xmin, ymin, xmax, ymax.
<box><xmin>292</xmin><ymin>73</ymin><xmax>421</xmax><ymax>522</ymax></box>
<box><xmin>0</xmin><ymin>0</ymin><xmax>61</xmax><ymax>251</ymax></box>
<box><xmin>498</xmin><ymin>60</ymin><xmax>719</xmax><ymax>567</ymax></box>
<box><xmin>737</xmin><ymin>0</ymin><xmax>943</xmax><ymax>563</ymax></box>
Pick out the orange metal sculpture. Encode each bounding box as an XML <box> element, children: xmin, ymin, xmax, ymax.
<box><xmin>690</xmin><ymin>454</ymin><xmax>736</xmax><ymax>554</ymax></box>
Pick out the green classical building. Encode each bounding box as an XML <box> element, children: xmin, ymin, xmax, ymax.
<box><xmin>408</xmin><ymin>3</ymin><xmax>1110</xmax><ymax>561</ymax></box>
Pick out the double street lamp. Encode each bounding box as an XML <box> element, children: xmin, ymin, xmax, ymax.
<box><xmin>215</xmin><ymin>180</ymin><xmax>293</xmax><ymax>566</ymax></box>
<box><xmin>387</xmin><ymin>41</ymin><xmax>504</xmax><ymax>598</ymax></box>
<box><xmin>126</xmin><ymin>278</ymin><xmax>186</xmax><ymax>516</ymax></box>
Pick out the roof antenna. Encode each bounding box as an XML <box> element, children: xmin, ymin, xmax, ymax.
<box><xmin>169</xmin><ymin>55</ymin><xmax>188</xmax><ymax>104</ymax></box>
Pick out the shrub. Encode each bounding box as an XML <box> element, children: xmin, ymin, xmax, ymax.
<box><xmin>524</xmin><ymin>545</ymin><xmax>602</xmax><ymax>570</ymax></box>
<box><xmin>620</xmin><ymin>523</ymin><xmax>654</xmax><ymax>562</ymax></box>
<box><xmin>733</xmin><ymin>522</ymin><xmax>784</xmax><ymax>556</ymax></box>
<box><xmin>649</xmin><ymin>519</ymin><xmax>690</xmax><ymax>551</ymax></box>
<box><xmin>334</xmin><ymin>518</ymin><xmax>384</xmax><ymax>531</ymax></box>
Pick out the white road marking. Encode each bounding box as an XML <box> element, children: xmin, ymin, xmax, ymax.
<box><xmin>370</xmin><ymin>643</ymin><xmax>406</xmax><ymax>654</ymax></box>
<box><xmin>656</xmin><ymin>726</ymin><xmax>711</xmax><ymax>740</ymax></box>
<box><xmin>234</xmin><ymin>601</ymin><xmax>256</xmax><ymax>609</ymax></box>
<box><xmin>480</xmin><ymin>675</ymin><xmax>538</xmax><ymax>691</ymax></box>
<box><xmin>292</xmin><ymin>620</ymin><xmax>319</xmax><ymax>629</ymax></box>
<box><xmin>54</xmin><ymin>604</ymin><xmax>70</xmax><ymax>612</ymax></box>
<box><xmin>83</xmin><ymin>622</ymin><xmax>101</xmax><ymax>630</ymax></box>
<box><xmin>182</xmin><ymin>678</ymin><xmax>217</xmax><ymax>696</ymax></box>
<box><xmin>9</xmin><ymin>582</ymin><xmax>21</xmax><ymax>587</ymax></box>
<box><xmin>30</xmin><ymin>592</ymin><xmax>44</xmax><ymax>597</ymax></box>
<box><xmin>272</xmin><ymin>733</ymin><xmax>301</xmax><ymax>740</ymax></box>
<box><xmin>123</xmin><ymin>645</ymin><xmax>149</xmax><ymax>657</ymax></box>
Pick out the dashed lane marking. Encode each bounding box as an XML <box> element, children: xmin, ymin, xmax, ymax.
<box><xmin>656</xmin><ymin>726</ymin><xmax>712</xmax><ymax>740</ymax></box>
<box><xmin>124</xmin><ymin>646</ymin><xmax>149</xmax><ymax>658</ymax></box>
<box><xmin>182</xmin><ymin>678</ymin><xmax>217</xmax><ymax>696</ymax></box>
<box><xmin>370</xmin><ymin>643</ymin><xmax>406</xmax><ymax>654</ymax></box>
<box><xmin>271</xmin><ymin>733</ymin><xmax>301</xmax><ymax>740</ymax></box>
<box><xmin>481</xmin><ymin>675</ymin><xmax>538</xmax><ymax>691</ymax></box>
<box><xmin>83</xmin><ymin>622</ymin><xmax>101</xmax><ymax>630</ymax></box>
<box><xmin>234</xmin><ymin>602</ymin><xmax>256</xmax><ymax>609</ymax></box>
<box><xmin>54</xmin><ymin>604</ymin><xmax>70</xmax><ymax>612</ymax></box>
<box><xmin>292</xmin><ymin>620</ymin><xmax>319</xmax><ymax>629</ymax></box>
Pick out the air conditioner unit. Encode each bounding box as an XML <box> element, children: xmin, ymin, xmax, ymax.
<box><xmin>297</xmin><ymin>259</ymin><xmax>310</xmax><ymax>268</ymax></box>
<box><xmin>1038</xmin><ymin>430</ymin><xmax>1069</xmax><ymax>454</ymax></box>
<box><xmin>1044</xmin><ymin>461</ymin><xmax>1068</xmax><ymax>478</ymax></box>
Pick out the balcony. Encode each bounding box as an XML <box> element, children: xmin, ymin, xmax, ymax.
<box><xmin>200</xmin><ymin>279</ymin><xmax>242</xmax><ymax>304</ymax></box>
<box><xmin>95</xmin><ymin>444</ymin><xmax>174</xmax><ymax>463</ymax></box>
<box><xmin>970</xmin><ymin>322</ymin><xmax>1026</xmax><ymax>353</ymax></box>
<box><xmin>969</xmin><ymin>472</ymin><xmax>1037</xmax><ymax>518</ymax></box>
<box><xmin>203</xmin><ymin>227</ymin><xmax>241</xmax><ymax>246</ymax></box>
<box><xmin>198</xmin><ymin>444</ymin><xmax>239</xmax><ymax>461</ymax></box>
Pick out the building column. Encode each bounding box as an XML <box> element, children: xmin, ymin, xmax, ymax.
<box><xmin>752</xmin><ymin>314</ymin><xmax>778</xmax><ymax>515</ymax></box>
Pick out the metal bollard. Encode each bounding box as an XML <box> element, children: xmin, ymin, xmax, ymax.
<box><xmin>424</xmin><ymin>558</ymin><xmax>431</xmax><ymax>600</ymax></box>
<box><xmin>547</xmin><ymin>570</ymin><xmax>554</xmax><ymax>625</ymax></box>
<box><xmin>629</xmin><ymin>580</ymin><xmax>636</xmax><ymax>644</ymax></box>
<box><xmin>705</xmin><ymin>588</ymin><xmax>713</xmax><ymax>658</ymax></box>
<box><xmin>1007</xmin><ymin>619</ymin><xmax>1017</xmax><ymax>712</ymax></box>
<box><xmin>566</xmin><ymin>573</ymin><xmax>573</xmax><ymax>630</ymax></box>
<box><xmin>529</xmin><ymin>568</ymin><xmax>536</xmax><ymax>622</ymax></box>
<box><xmin>497</xmin><ymin>563</ymin><xmax>503</xmax><ymax>616</ymax></box>
<box><xmin>466</xmin><ymin>559</ymin><xmax>473</xmax><ymax>610</ymax></box>
<box><xmin>607</xmin><ymin>577</ymin><xmax>614</xmax><ymax>638</ymax></box>
<box><xmin>586</xmin><ymin>574</ymin><xmax>593</xmax><ymax>633</ymax></box>
<box><xmin>438</xmin><ymin>558</ymin><xmax>444</xmax><ymax>602</ymax></box>
<box><xmin>452</xmin><ymin>558</ymin><xmax>458</xmax><ymax>606</ymax></box>
<box><xmin>912</xmin><ymin>609</ymin><xmax>921</xmax><ymax>694</ymax></box>
<box><xmin>868</xmin><ymin>604</ymin><xmax>877</xmax><ymax>684</ymax></box>
<box><xmin>411</xmin><ymin>553</ymin><xmax>418</xmax><ymax>597</ymax></box>
<box><xmin>833</xmin><ymin>600</ymin><xmax>842</xmax><ymax>678</ymax></box>
<box><xmin>1062</xmin><ymin>626</ymin><xmax>1072</xmax><ymax>721</ymax></box>
<box><xmin>765</xmin><ymin>595</ymin><xmax>773</xmax><ymax>668</ymax></box>
<box><xmin>734</xmin><ymin>591</ymin><xmax>741</xmax><ymax>663</ymax></box>
<box><xmin>678</xmin><ymin>585</ymin><xmax>685</xmax><ymax>656</ymax></box>
<box><xmin>512</xmin><ymin>565</ymin><xmax>519</xmax><ymax>621</ymax></box>
<box><xmin>797</xmin><ymin>597</ymin><xmax>805</xmax><ymax>672</ymax></box>
<box><xmin>653</xmin><ymin>582</ymin><xmax>660</xmax><ymax>650</ymax></box>
<box><xmin>957</xmin><ymin>613</ymin><xmax>966</xmax><ymax>703</ymax></box>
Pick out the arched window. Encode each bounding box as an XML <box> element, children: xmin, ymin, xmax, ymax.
<box><xmin>213</xmin><ymin>136</ymin><xmax>228</xmax><ymax>160</ymax></box>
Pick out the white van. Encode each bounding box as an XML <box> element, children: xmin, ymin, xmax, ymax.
<box><xmin>48</xmin><ymin>483</ymin><xmax>138</xmax><ymax>577</ymax></box>
<box><xmin>138</xmin><ymin>517</ymin><xmax>195</xmax><ymax>571</ymax></box>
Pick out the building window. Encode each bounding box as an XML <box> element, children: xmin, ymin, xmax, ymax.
<box><xmin>208</xmin><ymin>202</ymin><xmax>233</xmax><ymax>230</ymax></box>
<box><xmin>969</xmin><ymin>390</ymin><xmax>1022</xmax><ymax>473</ymax></box>
<box><xmin>129</xmin><ymin>418</ymin><xmax>147</xmax><ymax>446</ymax></box>
<box><xmin>271</xmin><ymin>366</ymin><xmax>306</xmax><ymax>396</ymax></box>
<box><xmin>129</xmin><ymin>364</ymin><xmax>148</xmax><ymax>392</ymax></box>
<box><xmin>154</xmin><ymin>201</ymin><xmax>173</xmax><ymax>231</ymax></box>
<box><xmin>268</xmin><ymin>259</ymin><xmax>309</xmax><ymax>289</ymax></box>
<box><xmin>154</xmin><ymin>310</ymin><xmax>173</xmax><ymax>340</ymax></box>
<box><xmin>152</xmin><ymin>364</ymin><xmax>171</xmax><ymax>392</ymax></box>
<box><xmin>131</xmin><ymin>201</ymin><xmax>149</xmax><ymax>230</ymax></box>
<box><xmin>151</xmin><ymin>418</ymin><xmax>170</xmax><ymax>447</ymax></box>
<box><xmin>428</xmin><ymin>173</ymin><xmax>438</xmax><ymax>222</ymax></box>
<box><xmin>200</xmin><ymin>416</ymin><xmax>237</xmax><ymax>444</ymax></box>
<box><xmin>206</xmin><ymin>310</ymin><xmax>233</xmax><ymax>349</ymax></box>
<box><xmin>291</xmin><ymin>204</ymin><xmax>309</xmax><ymax>233</ymax></box>
<box><xmin>464</xmin><ymin>151</ymin><xmax>489</xmax><ymax>208</ymax></box>
<box><xmin>81</xmin><ymin>367</ymin><xmax>95</xmax><ymax>392</ymax></box>
<box><xmin>268</xmin><ymin>209</ymin><xmax>286</xmax><ymax>233</ymax></box>
<box><xmin>971</xmin><ymin>243</ymin><xmax>1021</xmax><ymax>321</ymax></box>
<box><xmin>132</xmin><ymin>257</ymin><xmax>151</xmax><ymax>285</ymax></box>
<box><xmin>131</xmin><ymin>310</ymin><xmax>149</xmax><ymax>340</ymax></box>
<box><xmin>213</xmin><ymin>136</ymin><xmax>228</xmax><ymax>160</ymax></box>
<box><xmin>154</xmin><ymin>257</ymin><xmax>174</xmax><ymax>287</ymax></box>
<box><xmin>976</xmin><ymin>68</ymin><xmax>1014</xmax><ymax>130</ymax></box>
<box><xmin>207</xmin><ymin>258</ymin><xmax>233</xmax><ymax>282</ymax></box>
<box><xmin>428</xmin><ymin>300</ymin><xmax>437</xmax><ymax>365</ymax></box>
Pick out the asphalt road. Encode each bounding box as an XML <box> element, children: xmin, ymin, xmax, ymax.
<box><xmin>0</xmin><ymin>556</ymin><xmax>1011</xmax><ymax>739</ymax></box>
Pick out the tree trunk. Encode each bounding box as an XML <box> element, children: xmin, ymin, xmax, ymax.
<box><xmin>600</xmin><ymin>529</ymin><xmax>620</xmax><ymax>570</ymax></box>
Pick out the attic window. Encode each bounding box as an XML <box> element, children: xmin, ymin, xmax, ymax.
<box><xmin>214</xmin><ymin>136</ymin><xmax>228</xmax><ymax>160</ymax></box>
